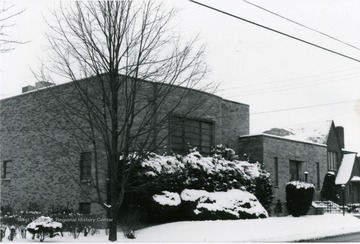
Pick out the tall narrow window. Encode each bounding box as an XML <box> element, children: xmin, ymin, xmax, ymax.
<box><xmin>274</xmin><ymin>157</ymin><xmax>279</xmax><ymax>187</ymax></box>
<box><xmin>80</xmin><ymin>152</ymin><xmax>92</xmax><ymax>181</ymax></box>
<box><xmin>170</xmin><ymin>116</ymin><xmax>214</xmax><ymax>155</ymax></box>
<box><xmin>289</xmin><ymin>160</ymin><xmax>302</xmax><ymax>181</ymax></box>
<box><xmin>316</xmin><ymin>162</ymin><xmax>320</xmax><ymax>189</ymax></box>
<box><xmin>2</xmin><ymin>160</ymin><xmax>12</xmax><ymax>179</ymax></box>
<box><xmin>327</xmin><ymin>151</ymin><xmax>338</xmax><ymax>171</ymax></box>
<box><xmin>79</xmin><ymin>203</ymin><xmax>91</xmax><ymax>214</ymax></box>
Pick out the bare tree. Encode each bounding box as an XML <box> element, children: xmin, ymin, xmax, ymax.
<box><xmin>36</xmin><ymin>1</ymin><xmax>213</xmax><ymax>241</ymax></box>
<box><xmin>0</xmin><ymin>1</ymin><xmax>26</xmax><ymax>53</ymax></box>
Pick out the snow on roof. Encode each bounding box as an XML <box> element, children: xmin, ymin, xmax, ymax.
<box><xmin>263</xmin><ymin>120</ymin><xmax>333</xmax><ymax>144</ymax></box>
<box><xmin>335</xmin><ymin>153</ymin><xmax>357</xmax><ymax>185</ymax></box>
<box><xmin>351</xmin><ymin>176</ymin><xmax>360</xmax><ymax>182</ymax></box>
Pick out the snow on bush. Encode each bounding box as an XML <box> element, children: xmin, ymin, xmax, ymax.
<box><xmin>211</xmin><ymin>144</ymin><xmax>239</xmax><ymax>161</ymax></box>
<box><xmin>184</xmin><ymin>151</ymin><xmax>260</xmax><ymax>180</ymax></box>
<box><xmin>286</xmin><ymin>181</ymin><xmax>315</xmax><ymax>189</ymax></box>
<box><xmin>286</xmin><ymin>181</ymin><xmax>315</xmax><ymax>217</ymax></box>
<box><xmin>26</xmin><ymin>216</ymin><xmax>63</xmax><ymax>241</ymax></box>
<box><xmin>141</xmin><ymin>153</ymin><xmax>185</xmax><ymax>176</ymax></box>
<box><xmin>181</xmin><ymin>189</ymin><xmax>268</xmax><ymax>220</ymax></box>
<box><xmin>26</xmin><ymin>216</ymin><xmax>62</xmax><ymax>230</ymax></box>
<box><xmin>153</xmin><ymin>191</ymin><xmax>181</xmax><ymax>206</ymax></box>
<box><xmin>139</xmin><ymin>150</ymin><xmax>263</xmax><ymax>192</ymax></box>
<box><xmin>148</xmin><ymin>191</ymin><xmax>182</xmax><ymax>223</ymax></box>
<box><xmin>129</xmin><ymin>148</ymin><xmax>273</xmax><ymax>222</ymax></box>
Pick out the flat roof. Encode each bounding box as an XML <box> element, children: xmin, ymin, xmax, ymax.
<box><xmin>0</xmin><ymin>75</ymin><xmax>249</xmax><ymax>107</ymax></box>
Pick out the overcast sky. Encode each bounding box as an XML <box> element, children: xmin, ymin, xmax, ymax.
<box><xmin>1</xmin><ymin>0</ymin><xmax>360</xmax><ymax>153</ymax></box>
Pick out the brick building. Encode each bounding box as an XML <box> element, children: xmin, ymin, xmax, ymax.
<box><xmin>0</xmin><ymin>77</ymin><xmax>249</xmax><ymax>214</ymax></box>
<box><xmin>238</xmin><ymin>120</ymin><xmax>359</xmax><ymax>214</ymax></box>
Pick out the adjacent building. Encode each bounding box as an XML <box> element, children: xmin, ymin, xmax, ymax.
<box><xmin>0</xmin><ymin>77</ymin><xmax>249</xmax><ymax>214</ymax></box>
<box><xmin>238</xmin><ymin>120</ymin><xmax>359</xmax><ymax>214</ymax></box>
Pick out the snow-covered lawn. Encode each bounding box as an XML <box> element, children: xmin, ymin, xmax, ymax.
<box><xmin>2</xmin><ymin>214</ymin><xmax>360</xmax><ymax>242</ymax></box>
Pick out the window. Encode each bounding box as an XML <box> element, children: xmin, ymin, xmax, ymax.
<box><xmin>80</xmin><ymin>152</ymin><xmax>92</xmax><ymax>181</ymax></box>
<box><xmin>2</xmin><ymin>160</ymin><xmax>12</xmax><ymax>179</ymax></box>
<box><xmin>327</xmin><ymin>151</ymin><xmax>338</xmax><ymax>170</ymax></box>
<box><xmin>316</xmin><ymin>162</ymin><xmax>320</xmax><ymax>189</ymax></box>
<box><xmin>274</xmin><ymin>157</ymin><xmax>279</xmax><ymax>187</ymax></box>
<box><xmin>79</xmin><ymin>203</ymin><xmax>91</xmax><ymax>214</ymax></box>
<box><xmin>170</xmin><ymin>116</ymin><xmax>214</xmax><ymax>154</ymax></box>
<box><xmin>289</xmin><ymin>160</ymin><xmax>302</xmax><ymax>181</ymax></box>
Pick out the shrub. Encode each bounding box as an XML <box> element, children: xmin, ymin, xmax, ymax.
<box><xmin>286</xmin><ymin>181</ymin><xmax>315</xmax><ymax>217</ymax></box>
<box><xmin>211</xmin><ymin>144</ymin><xmax>239</xmax><ymax>161</ymax></box>
<box><xmin>180</xmin><ymin>189</ymin><xmax>268</xmax><ymax>220</ymax></box>
<box><xmin>1</xmin><ymin>210</ymin><xmax>43</xmax><ymax>227</ymax></box>
<box><xmin>124</xmin><ymin>229</ymin><xmax>136</xmax><ymax>239</ymax></box>
<box><xmin>127</xmin><ymin>147</ymin><xmax>273</xmax><ymax>222</ymax></box>
<box><xmin>320</xmin><ymin>172</ymin><xmax>339</xmax><ymax>203</ymax></box>
<box><xmin>147</xmin><ymin>191</ymin><xmax>182</xmax><ymax>223</ymax></box>
<box><xmin>121</xmin><ymin>209</ymin><xmax>141</xmax><ymax>240</ymax></box>
<box><xmin>26</xmin><ymin>216</ymin><xmax>63</xmax><ymax>242</ymax></box>
<box><xmin>253</xmin><ymin>169</ymin><xmax>274</xmax><ymax>213</ymax></box>
<box><xmin>51</xmin><ymin>212</ymin><xmax>104</xmax><ymax>237</ymax></box>
<box><xmin>274</xmin><ymin>200</ymin><xmax>283</xmax><ymax>217</ymax></box>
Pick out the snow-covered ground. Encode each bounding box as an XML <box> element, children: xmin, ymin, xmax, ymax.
<box><xmin>2</xmin><ymin>214</ymin><xmax>360</xmax><ymax>242</ymax></box>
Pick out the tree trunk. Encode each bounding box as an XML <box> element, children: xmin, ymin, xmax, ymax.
<box><xmin>108</xmin><ymin>206</ymin><xmax>118</xmax><ymax>241</ymax></box>
<box><xmin>108</xmin><ymin>181</ymin><xmax>119</xmax><ymax>242</ymax></box>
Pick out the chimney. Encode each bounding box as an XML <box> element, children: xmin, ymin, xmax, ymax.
<box><xmin>35</xmin><ymin>81</ymin><xmax>53</xmax><ymax>89</ymax></box>
<box><xmin>335</xmin><ymin>126</ymin><xmax>345</xmax><ymax>149</ymax></box>
<box><xmin>22</xmin><ymin>85</ymin><xmax>35</xmax><ymax>93</ymax></box>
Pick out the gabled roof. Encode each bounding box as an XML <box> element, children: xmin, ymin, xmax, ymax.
<box><xmin>335</xmin><ymin>153</ymin><xmax>357</xmax><ymax>185</ymax></box>
<box><xmin>263</xmin><ymin>120</ymin><xmax>333</xmax><ymax>144</ymax></box>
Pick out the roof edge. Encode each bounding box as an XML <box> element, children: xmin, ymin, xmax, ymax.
<box><xmin>0</xmin><ymin>75</ymin><xmax>249</xmax><ymax>107</ymax></box>
<box><xmin>239</xmin><ymin>133</ymin><xmax>327</xmax><ymax>147</ymax></box>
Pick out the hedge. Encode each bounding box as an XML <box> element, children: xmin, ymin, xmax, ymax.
<box><xmin>286</xmin><ymin>181</ymin><xmax>315</xmax><ymax>217</ymax></box>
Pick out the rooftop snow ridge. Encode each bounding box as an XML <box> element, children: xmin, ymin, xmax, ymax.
<box><xmin>262</xmin><ymin>120</ymin><xmax>333</xmax><ymax>144</ymax></box>
<box><xmin>239</xmin><ymin>133</ymin><xmax>327</xmax><ymax>147</ymax></box>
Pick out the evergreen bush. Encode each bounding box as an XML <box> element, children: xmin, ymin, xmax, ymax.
<box><xmin>253</xmin><ymin>170</ymin><xmax>274</xmax><ymax>213</ymax></box>
<box><xmin>286</xmin><ymin>181</ymin><xmax>315</xmax><ymax>217</ymax></box>
<box><xmin>126</xmin><ymin>146</ymin><xmax>273</xmax><ymax>222</ymax></box>
<box><xmin>320</xmin><ymin>172</ymin><xmax>339</xmax><ymax>203</ymax></box>
<box><xmin>147</xmin><ymin>191</ymin><xmax>182</xmax><ymax>223</ymax></box>
<box><xmin>180</xmin><ymin>189</ymin><xmax>268</xmax><ymax>220</ymax></box>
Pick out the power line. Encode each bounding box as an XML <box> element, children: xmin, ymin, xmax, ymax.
<box><xmin>218</xmin><ymin>71</ymin><xmax>360</xmax><ymax>96</ymax></box>
<box><xmin>189</xmin><ymin>0</ymin><xmax>360</xmax><ymax>64</ymax></box>
<box><xmin>222</xmin><ymin>73</ymin><xmax>360</xmax><ymax>97</ymax></box>
<box><xmin>218</xmin><ymin>68</ymin><xmax>360</xmax><ymax>91</ymax></box>
<box><xmin>242</xmin><ymin>0</ymin><xmax>360</xmax><ymax>52</ymax></box>
<box><xmin>249</xmin><ymin>99</ymin><xmax>360</xmax><ymax>115</ymax></box>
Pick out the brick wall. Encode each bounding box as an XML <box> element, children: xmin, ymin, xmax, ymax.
<box><xmin>238</xmin><ymin>135</ymin><xmax>264</xmax><ymax>163</ymax></box>
<box><xmin>262</xmin><ymin>136</ymin><xmax>327</xmax><ymax>204</ymax></box>
<box><xmin>239</xmin><ymin>135</ymin><xmax>328</xmax><ymax>215</ymax></box>
<box><xmin>0</xmin><ymin>77</ymin><xmax>249</xmax><ymax>214</ymax></box>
